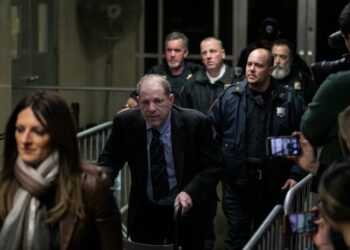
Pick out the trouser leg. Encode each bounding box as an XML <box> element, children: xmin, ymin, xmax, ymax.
<box><xmin>222</xmin><ymin>180</ymin><xmax>252</xmax><ymax>250</ymax></box>
<box><xmin>203</xmin><ymin>201</ymin><xmax>217</xmax><ymax>250</ymax></box>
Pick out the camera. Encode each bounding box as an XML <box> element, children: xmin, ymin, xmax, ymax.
<box><xmin>266</xmin><ymin>136</ymin><xmax>301</xmax><ymax>157</ymax></box>
<box><xmin>311</xmin><ymin>31</ymin><xmax>350</xmax><ymax>85</ymax></box>
<box><xmin>328</xmin><ymin>31</ymin><xmax>347</xmax><ymax>50</ymax></box>
<box><xmin>311</xmin><ymin>54</ymin><xmax>350</xmax><ymax>85</ymax></box>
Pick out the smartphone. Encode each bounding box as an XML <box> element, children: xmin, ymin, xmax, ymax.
<box><xmin>266</xmin><ymin>136</ymin><xmax>301</xmax><ymax>157</ymax></box>
<box><xmin>288</xmin><ymin>211</ymin><xmax>318</xmax><ymax>234</ymax></box>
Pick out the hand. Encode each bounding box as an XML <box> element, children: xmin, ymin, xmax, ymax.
<box><xmin>281</xmin><ymin>178</ymin><xmax>297</xmax><ymax>191</ymax></box>
<box><xmin>288</xmin><ymin>131</ymin><xmax>319</xmax><ymax>176</ymax></box>
<box><xmin>127</xmin><ymin>97</ymin><xmax>138</xmax><ymax>108</ymax></box>
<box><xmin>310</xmin><ymin>207</ymin><xmax>334</xmax><ymax>250</ymax></box>
<box><xmin>117</xmin><ymin>107</ymin><xmax>132</xmax><ymax>114</ymax></box>
<box><xmin>174</xmin><ymin>192</ymin><xmax>193</xmax><ymax>216</ymax></box>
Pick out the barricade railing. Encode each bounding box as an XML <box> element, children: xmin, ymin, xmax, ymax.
<box><xmin>283</xmin><ymin>173</ymin><xmax>317</xmax><ymax>250</ymax></box>
<box><xmin>283</xmin><ymin>174</ymin><xmax>315</xmax><ymax>213</ymax></box>
<box><xmin>77</xmin><ymin>121</ymin><xmax>131</xmax><ymax>236</ymax></box>
<box><xmin>243</xmin><ymin>174</ymin><xmax>317</xmax><ymax>250</ymax></box>
<box><xmin>243</xmin><ymin>205</ymin><xmax>285</xmax><ymax>250</ymax></box>
<box><xmin>77</xmin><ymin>121</ymin><xmax>113</xmax><ymax>162</ymax></box>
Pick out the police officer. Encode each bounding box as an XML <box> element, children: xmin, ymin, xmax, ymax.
<box><xmin>271</xmin><ymin>39</ymin><xmax>318</xmax><ymax>105</ymax></box>
<box><xmin>237</xmin><ymin>18</ymin><xmax>311</xmax><ymax>79</ymax></box>
<box><xmin>177</xmin><ymin>37</ymin><xmax>237</xmax><ymax>114</ymax></box>
<box><xmin>209</xmin><ymin>48</ymin><xmax>306</xmax><ymax>250</ymax></box>
<box><xmin>125</xmin><ymin>32</ymin><xmax>203</xmax><ymax>108</ymax></box>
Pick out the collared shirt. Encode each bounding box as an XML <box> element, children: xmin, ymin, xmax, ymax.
<box><xmin>206</xmin><ymin>64</ymin><xmax>226</xmax><ymax>84</ymax></box>
<box><xmin>146</xmin><ymin>113</ymin><xmax>178</xmax><ymax>205</ymax></box>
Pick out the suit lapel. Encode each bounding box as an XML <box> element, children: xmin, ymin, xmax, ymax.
<box><xmin>171</xmin><ymin>108</ymin><xmax>186</xmax><ymax>186</ymax></box>
<box><xmin>133</xmin><ymin>113</ymin><xmax>148</xmax><ymax>174</ymax></box>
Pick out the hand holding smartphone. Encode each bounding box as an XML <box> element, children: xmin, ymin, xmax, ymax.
<box><xmin>266</xmin><ymin>135</ymin><xmax>301</xmax><ymax>157</ymax></box>
<box><xmin>288</xmin><ymin>211</ymin><xmax>318</xmax><ymax>234</ymax></box>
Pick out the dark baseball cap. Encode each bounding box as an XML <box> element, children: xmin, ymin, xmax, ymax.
<box><xmin>259</xmin><ymin>18</ymin><xmax>280</xmax><ymax>41</ymax></box>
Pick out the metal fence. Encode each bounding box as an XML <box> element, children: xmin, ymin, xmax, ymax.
<box><xmin>77</xmin><ymin>121</ymin><xmax>113</xmax><ymax>162</ymax></box>
<box><xmin>283</xmin><ymin>174</ymin><xmax>317</xmax><ymax>250</ymax></box>
<box><xmin>77</xmin><ymin>121</ymin><xmax>131</xmax><ymax>226</ymax></box>
<box><xmin>243</xmin><ymin>173</ymin><xmax>317</xmax><ymax>250</ymax></box>
<box><xmin>243</xmin><ymin>205</ymin><xmax>285</xmax><ymax>250</ymax></box>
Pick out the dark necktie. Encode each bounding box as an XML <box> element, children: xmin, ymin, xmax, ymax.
<box><xmin>150</xmin><ymin>128</ymin><xmax>169</xmax><ymax>201</ymax></box>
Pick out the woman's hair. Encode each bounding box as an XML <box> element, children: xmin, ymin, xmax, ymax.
<box><xmin>318</xmin><ymin>160</ymin><xmax>350</xmax><ymax>223</ymax></box>
<box><xmin>339</xmin><ymin>2</ymin><xmax>350</xmax><ymax>37</ymax></box>
<box><xmin>0</xmin><ymin>91</ymin><xmax>84</xmax><ymax>222</ymax></box>
<box><xmin>338</xmin><ymin>105</ymin><xmax>350</xmax><ymax>146</ymax></box>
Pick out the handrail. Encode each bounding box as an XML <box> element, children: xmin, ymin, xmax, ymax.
<box><xmin>77</xmin><ymin>121</ymin><xmax>113</xmax><ymax>138</ymax></box>
<box><xmin>77</xmin><ymin>122</ymin><xmax>113</xmax><ymax>164</ymax></box>
<box><xmin>283</xmin><ymin>173</ymin><xmax>314</xmax><ymax>213</ymax></box>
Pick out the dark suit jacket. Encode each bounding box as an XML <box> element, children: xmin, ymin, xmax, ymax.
<box><xmin>98</xmin><ymin>105</ymin><xmax>223</xmax><ymax>235</ymax></box>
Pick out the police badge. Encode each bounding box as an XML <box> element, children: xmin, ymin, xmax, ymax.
<box><xmin>293</xmin><ymin>81</ymin><xmax>302</xmax><ymax>90</ymax></box>
<box><xmin>276</xmin><ymin>107</ymin><xmax>286</xmax><ymax>117</ymax></box>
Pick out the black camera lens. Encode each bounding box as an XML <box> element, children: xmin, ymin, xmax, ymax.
<box><xmin>312</xmin><ymin>57</ymin><xmax>348</xmax><ymax>75</ymax></box>
<box><xmin>310</xmin><ymin>31</ymin><xmax>350</xmax><ymax>85</ymax></box>
<box><xmin>311</xmin><ymin>56</ymin><xmax>350</xmax><ymax>85</ymax></box>
<box><xmin>328</xmin><ymin>31</ymin><xmax>347</xmax><ymax>49</ymax></box>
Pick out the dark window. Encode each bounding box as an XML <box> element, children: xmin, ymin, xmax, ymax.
<box><xmin>247</xmin><ymin>0</ymin><xmax>297</xmax><ymax>46</ymax></box>
<box><xmin>163</xmin><ymin>0</ymin><xmax>213</xmax><ymax>54</ymax></box>
<box><xmin>145</xmin><ymin>58</ymin><xmax>159</xmax><ymax>73</ymax></box>
<box><xmin>316</xmin><ymin>0</ymin><xmax>349</xmax><ymax>61</ymax></box>
<box><xmin>144</xmin><ymin>0</ymin><xmax>158</xmax><ymax>53</ymax></box>
<box><xmin>219</xmin><ymin>0</ymin><xmax>233</xmax><ymax>55</ymax></box>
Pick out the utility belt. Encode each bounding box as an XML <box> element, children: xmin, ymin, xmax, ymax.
<box><xmin>223</xmin><ymin>157</ymin><xmax>268</xmax><ymax>184</ymax></box>
<box><xmin>246</xmin><ymin>168</ymin><xmax>263</xmax><ymax>180</ymax></box>
<box><xmin>245</xmin><ymin>157</ymin><xmax>265</xmax><ymax>181</ymax></box>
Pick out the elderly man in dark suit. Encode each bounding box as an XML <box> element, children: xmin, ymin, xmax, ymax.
<box><xmin>98</xmin><ymin>74</ymin><xmax>223</xmax><ymax>249</ymax></box>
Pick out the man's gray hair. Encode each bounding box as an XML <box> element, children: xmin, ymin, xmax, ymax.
<box><xmin>136</xmin><ymin>74</ymin><xmax>171</xmax><ymax>96</ymax></box>
<box><xmin>165</xmin><ymin>32</ymin><xmax>189</xmax><ymax>50</ymax></box>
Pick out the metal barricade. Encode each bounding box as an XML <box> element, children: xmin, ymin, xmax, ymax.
<box><xmin>77</xmin><ymin>121</ymin><xmax>131</xmax><ymax>237</ymax></box>
<box><xmin>77</xmin><ymin>120</ymin><xmax>131</xmax><ymax>206</ymax></box>
<box><xmin>77</xmin><ymin>121</ymin><xmax>113</xmax><ymax>163</ymax></box>
<box><xmin>283</xmin><ymin>173</ymin><xmax>317</xmax><ymax>250</ymax></box>
<box><xmin>243</xmin><ymin>205</ymin><xmax>285</xmax><ymax>250</ymax></box>
<box><xmin>243</xmin><ymin>174</ymin><xmax>317</xmax><ymax>250</ymax></box>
